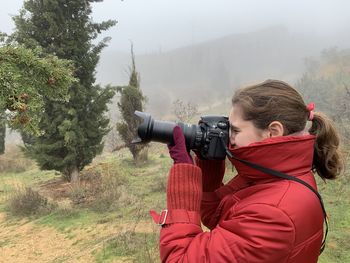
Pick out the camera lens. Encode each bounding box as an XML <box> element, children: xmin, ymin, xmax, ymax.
<box><xmin>134</xmin><ymin>111</ymin><xmax>201</xmax><ymax>149</ymax></box>
<box><xmin>133</xmin><ymin>111</ymin><xmax>229</xmax><ymax>160</ymax></box>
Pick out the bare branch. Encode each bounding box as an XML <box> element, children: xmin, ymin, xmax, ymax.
<box><xmin>172</xmin><ymin>99</ymin><xmax>199</xmax><ymax>123</ymax></box>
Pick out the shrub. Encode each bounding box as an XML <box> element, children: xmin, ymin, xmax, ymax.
<box><xmin>69</xmin><ymin>185</ymin><xmax>88</xmax><ymax>205</ymax></box>
<box><xmin>7</xmin><ymin>187</ymin><xmax>56</xmax><ymax>216</ymax></box>
<box><xmin>71</xmin><ymin>163</ymin><xmax>127</xmax><ymax>212</ymax></box>
<box><xmin>91</xmin><ymin>173</ymin><xmax>123</xmax><ymax>212</ymax></box>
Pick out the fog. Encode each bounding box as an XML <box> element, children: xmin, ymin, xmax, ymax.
<box><xmin>2</xmin><ymin>0</ymin><xmax>350</xmax><ymax>53</ymax></box>
<box><xmin>1</xmin><ymin>0</ymin><xmax>350</xmax><ymax>116</ymax></box>
<box><xmin>91</xmin><ymin>0</ymin><xmax>350</xmax><ymax>54</ymax></box>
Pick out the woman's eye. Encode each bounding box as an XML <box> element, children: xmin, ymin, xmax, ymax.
<box><xmin>230</xmin><ymin>128</ymin><xmax>239</xmax><ymax>134</ymax></box>
<box><xmin>231</xmin><ymin>127</ymin><xmax>239</xmax><ymax>132</ymax></box>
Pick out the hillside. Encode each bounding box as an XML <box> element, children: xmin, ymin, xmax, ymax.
<box><xmin>96</xmin><ymin>25</ymin><xmax>350</xmax><ymax>117</ymax></box>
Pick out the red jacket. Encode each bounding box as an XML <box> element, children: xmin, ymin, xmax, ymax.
<box><xmin>152</xmin><ymin>135</ymin><xmax>324</xmax><ymax>263</ymax></box>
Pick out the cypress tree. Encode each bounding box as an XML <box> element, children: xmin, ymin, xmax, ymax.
<box><xmin>11</xmin><ymin>0</ymin><xmax>116</xmax><ymax>182</ymax></box>
<box><xmin>116</xmin><ymin>45</ymin><xmax>148</xmax><ymax>164</ymax></box>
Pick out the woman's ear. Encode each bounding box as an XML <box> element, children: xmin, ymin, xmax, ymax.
<box><xmin>268</xmin><ymin>121</ymin><xmax>284</xmax><ymax>137</ymax></box>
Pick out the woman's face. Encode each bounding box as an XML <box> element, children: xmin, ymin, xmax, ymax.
<box><xmin>229</xmin><ymin>105</ymin><xmax>270</xmax><ymax>149</ymax></box>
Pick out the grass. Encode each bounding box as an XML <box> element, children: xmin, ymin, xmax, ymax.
<box><xmin>94</xmin><ymin>231</ymin><xmax>159</xmax><ymax>263</ymax></box>
<box><xmin>7</xmin><ymin>186</ymin><xmax>56</xmax><ymax>216</ymax></box>
<box><xmin>0</xmin><ymin>167</ymin><xmax>58</xmax><ymax>194</ymax></box>
<box><xmin>0</xmin><ymin>144</ymin><xmax>349</xmax><ymax>262</ymax></box>
<box><xmin>36</xmin><ymin>208</ymin><xmax>100</xmax><ymax>232</ymax></box>
<box><xmin>318</xmin><ymin>172</ymin><xmax>350</xmax><ymax>263</ymax></box>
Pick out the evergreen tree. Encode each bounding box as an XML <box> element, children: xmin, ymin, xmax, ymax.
<box><xmin>0</xmin><ymin>44</ymin><xmax>75</xmax><ymax>153</ymax></box>
<box><xmin>12</xmin><ymin>0</ymin><xmax>116</xmax><ymax>182</ymax></box>
<box><xmin>0</xmin><ymin>45</ymin><xmax>75</xmax><ymax>135</ymax></box>
<box><xmin>117</xmin><ymin>45</ymin><xmax>147</xmax><ymax>164</ymax></box>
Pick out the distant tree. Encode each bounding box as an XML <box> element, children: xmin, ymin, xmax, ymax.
<box><xmin>172</xmin><ymin>99</ymin><xmax>199</xmax><ymax>123</ymax></box>
<box><xmin>116</xmin><ymin>45</ymin><xmax>148</xmax><ymax>164</ymax></box>
<box><xmin>12</xmin><ymin>0</ymin><xmax>116</xmax><ymax>182</ymax></box>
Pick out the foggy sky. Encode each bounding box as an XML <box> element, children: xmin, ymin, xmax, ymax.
<box><xmin>1</xmin><ymin>0</ymin><xmax>350</xmax><ymax>54</ymax></box>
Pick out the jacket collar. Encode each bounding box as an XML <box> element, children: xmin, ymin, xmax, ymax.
<box><xmin>228</xmin><ymin>135</ymin><xmax>315</xmax><ymax>182</ymax></box>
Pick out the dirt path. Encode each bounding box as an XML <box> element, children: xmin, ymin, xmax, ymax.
<box><xmin>0</xmin><ymin>212</ymin><xmax>94</xmax><ymax>263</ymax></box>
<box><xmin>0</xmin><ymin>212</ymin><xmax>155</xmax><ymax>263</ymax></box>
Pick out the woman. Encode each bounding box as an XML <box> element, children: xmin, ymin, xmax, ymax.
<box><xmin>150</xmin><ymin>79</ymin><xmax>343</xmax><ymax>263</ymax></box>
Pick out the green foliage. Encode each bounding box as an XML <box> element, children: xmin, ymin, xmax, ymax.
<box><xmin>0</xmin><ymin>45</ymin><xmax>76</xmax><ymax>135</ymax></box>
<box><xmin>7</xmin><ymin>187</ymin><xmax>56</xmax><ymax>216</ymax></box>
<box><xmin>116</xmin><ymin>46</ymin><xmax>148</xmax><ymax>163</ymax></box>
<box><xmin>12</xmin><ymin>0</ymin><xmax>117</xmax><ymax>181</ymax></box>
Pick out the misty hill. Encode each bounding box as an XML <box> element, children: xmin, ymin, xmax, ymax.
<box><xmin>97</xmin><ymin>26</ymin><xmax>350</xmax><ymax>117</ymax></box>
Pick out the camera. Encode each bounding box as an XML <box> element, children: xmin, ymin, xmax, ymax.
<box><xmin>133</xmin><ymin>111</ymin><xmax>229</xmax><ymax>160</ymax></box>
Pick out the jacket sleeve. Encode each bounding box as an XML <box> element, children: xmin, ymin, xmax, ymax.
<box><xmin>200</xmin><ymin>173</ymin><xmax>253</xmax><ymax>230</ymax></box>
<box><xmin>160</xmin><ymin>203</ymin><xmax>296</xmax><ymax>263</ymax></box>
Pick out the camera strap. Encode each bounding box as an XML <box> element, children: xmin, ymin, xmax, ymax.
<box><xmin>220</xmin><ymin>137</ymin><xmax>328</xmax><ymax>254</ymax></box>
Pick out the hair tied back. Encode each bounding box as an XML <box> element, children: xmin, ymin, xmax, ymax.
<box><xmin>307</xmin><ymin>102</ymin><xmax>315</xmax><ymax>121</ymax></box>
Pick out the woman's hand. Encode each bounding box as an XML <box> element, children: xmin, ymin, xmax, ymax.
<box><xmin>168</xmin><ymin>126</ymin><xmax>193</xmax><ymax>164</ymax></box>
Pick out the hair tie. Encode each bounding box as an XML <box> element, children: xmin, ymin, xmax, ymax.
<box><xmin>307</xmin><ymin>102</ymin><xmax>315</xmax><ymax>121</ymax></box>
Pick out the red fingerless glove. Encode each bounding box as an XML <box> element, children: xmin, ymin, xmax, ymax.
<box><xmin>168</xmin><ymin>126</ymin><xmax>193</xmax><ymax>164</ymax></box>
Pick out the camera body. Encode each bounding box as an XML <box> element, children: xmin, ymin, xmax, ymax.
<box><xmin>133</xmin><ymin>111</ymin><xmax>229</xmax><ymax>160</ymax></box>
<box><xmin>196</xmin><ymin>116</ymin><xmax>229</xmax><ymax>160</ymax></box>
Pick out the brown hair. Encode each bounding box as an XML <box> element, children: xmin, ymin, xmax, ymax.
<box><xmin>231</xmin><ymin>79</ymin><xmax>344</xmax><ymax>180</ymax></box>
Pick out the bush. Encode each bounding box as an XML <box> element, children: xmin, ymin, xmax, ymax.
<box><xmin>91</xmin><ymin>173</ymin><xmax>123</xmax><ymax>212</ymax></box>
<box><xmin>7</xmin><ymin>187</ymin><xmax>56</xmax><ymax>216</ymax></box>
<box><xmin>69</xmin><ymin>185</ymin><xmax>88</xmax><ymax>205</ymax></box>
<box><xmin>70</xmin><ymin>163</ymin><xmax>127</xmax><ymax>212</ymax></box>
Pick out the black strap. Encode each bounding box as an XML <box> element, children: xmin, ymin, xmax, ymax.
<box><xmin>220</xmin><ymin>136</ymin><xmax>328</xmax><ymax>254</ymax></box>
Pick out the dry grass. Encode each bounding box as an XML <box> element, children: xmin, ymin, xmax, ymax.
<box><xmin>0</xmin><ymin>145</ymin><xmax>34</xmax><ymax>173</ymax></box>
<box><xmin>7</xmin><ymin>186</ymin><xmax>56</xmax><ymax>216</ymax></box>
<box><xmin>68</xmin><ymin>162</ymin><xmax>128</xmax><ymax>213</ymax></box>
